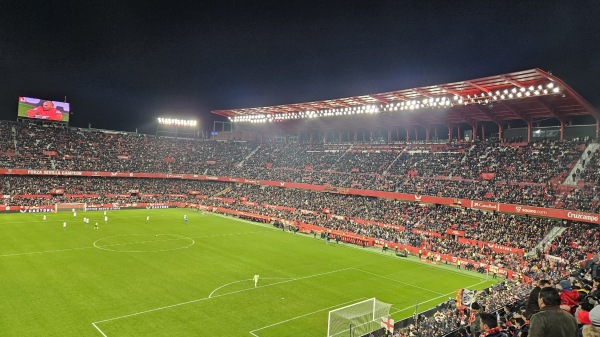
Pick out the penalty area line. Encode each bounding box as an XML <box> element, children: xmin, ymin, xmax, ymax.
<box><xmin>248</xmin><ymin>297</ymin><xmax>367</xmax><ymax>337</ymax></box>
<box><xmin>91</xmin><ymin>267</ymin><xmax>354</xmax><ymax>335</ymax></box>
<box><xmin>388</xmin><ymin>279</ymin><xmax>490</xmax><ymax>316</ymax></box>
<box><xmin>92</xmin><ymin>322</ymin><xmax>108</xmax><ymax>337</ymax></box>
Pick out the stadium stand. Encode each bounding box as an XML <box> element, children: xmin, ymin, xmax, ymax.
<box><xmin>2</xmin><ymin>71</ymin><xmax>600</xmax><ymax>337</ymax></box>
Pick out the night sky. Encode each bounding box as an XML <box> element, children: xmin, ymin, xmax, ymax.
<box><xmin>1</xmin><ymin>1</ymin><xmax>599</xmax><ymax>133</ymax></box>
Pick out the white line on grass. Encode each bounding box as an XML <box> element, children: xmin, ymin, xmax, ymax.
<box><xmin>92</xmin><ymin>322</ymin><xmax>108</xmax><ymax>337</ymax></box>
<box><xmin>208</xmin><ymin>277</ymin><xmax>295</xmax><ymax>298</ymax></box>
<box><xmin>212</xmin><ymin>213</ymin><xmax>486</xmax><ymax>281</ymax></box>
<box><xmin>0</xmin><ymin>229</ymin><xmax>263</xmax><ymax>258</ymax></box>
<box><xmin>388</xmin><ymin>279</ymin><xmax>489</xmax><ymax>316</ymax></box>
<box><xmin>248</xmin><ymin>297</ymin><xmax>367</xmax><ymax>337</ymax></box>
<box><xmin>0</xmin><ymin>246</ymin><xmax>93</xmax><ymax>257</ymax></box>
<box><xmin>91</xmin><ymin>267</ymin><xmax>353</xmax><ymax>334</ymax></box>
<box><xmin>351</xmin><ymin>268</ymin><xmax>445</xmax><ymax>295</ymax></box>
<box><xmin>188</xmin><ymin>230</ymin><xmax>268</xmax><ymax>240</ymax></box>
<box><xmin>0</xmin><ymin>213</ymin><xmax>170</xmax><ymax>225</ymax></box>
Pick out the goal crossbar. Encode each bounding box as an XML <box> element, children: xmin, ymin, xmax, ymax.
<box><xmin>327</xmin><ymin>298</ymin><xmax>392</xmax><ymax>337</ymax></box>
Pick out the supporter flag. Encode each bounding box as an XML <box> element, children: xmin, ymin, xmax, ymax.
<box><xmin>380</xmin><ymin>317</ymin><xmax>394</xmax><ymax>333</ymax></box>
<box><xmin>480</xmin><ymin>172</ymin><xmax>495</xmax><ymax>180</ymax></box>
<box><xmin>461</xmin><ymin>289</ymin><xmax>476</xmax><ymax>307</ymax></box>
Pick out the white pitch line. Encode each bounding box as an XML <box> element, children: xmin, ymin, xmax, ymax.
<box><xmin>92</xmin><ymin>323</ymin><xmax>108</xmax><ymax>337</ymax></box>
<box><xmin>188</xmin><ymin>230</ymin><xmax>268</xmax><ymax>240</ymax></box>
<box><xmin>208</xmin><ymin>277</ymin><xmax>294</xmax><ymax>298</ymax></box>
<box><xmin>0</xmin><ymin>213</ymin><xmax>170</xmax><ymax>225</ymax></box>
<box><xmin>352</xmin><ymin>268</ymin><xmax>445</xmax><ymax>295</ymax></box>
<box><xmin>212</xmin><ymin>213</ymin><xmax>485</xmax><ymax>281</ymax></box>
<box><xmin>388</xmin><ymin>279</ymin><xmax>489</xmax><ymax>316</ymax></box>
<box><xmin>0</xmin><ymin>230</ymin><xmax>262</xmax><ymax>258</ymax></box>
<box><xmin>248</xmin><ymin>297</ymin><xmax>367</xmax><ymax>337</ymax></box>
<box><xmin>0</xmin><ymin>246</ymin><xmax>93</xmax><ymax>257</ymax></box>
<box><xmin>92</xmin><ymin>267</ymin><xmax>353</xmax><ymax>326</ymax></box>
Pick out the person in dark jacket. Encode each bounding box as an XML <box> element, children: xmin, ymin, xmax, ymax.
<box><xmin>470</xmin><ymin>302</ymin><xmax>482</xmax><ymax>337</ymax></box>
<box><xmin>524</xmin><ymin>279</ymin><xmax>551</xmax><ymax>318</ymax></box>
<box><xmin>529</xmin><ymin>287</ymin><xmax>578</xmax><ymax>337</ymax></box>
<box><xmin>479</xmin><ymin>312</ymin><xmax>508</xmax><ymax>337</ymax></box>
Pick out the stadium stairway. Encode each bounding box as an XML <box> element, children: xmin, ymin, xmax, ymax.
<box><xmin>237</xmin><ymin>144</ymin><xmax>262</xmax><ymax>167</ymax></box>
<box><xmin>382</xmin><ymin>147</ymin><xmax>406</xmax><ymax>174</ymax></box>
<box><xmin>564</xmin><ymin>143</ymin><xmax>599</xmax><ymax>185</ymax></box>
<box><xmin>212</xmin><ymin>186</ymin><xmax>232</xmax><ymax>197</ymax></box>
<box><xmin>528</xmin><ymin>225</ymin><xmax>567</xmax><ymax>256</ymax></box>
<box><xmin>11</xmin><ymin>126</ymin><xmax>18</xmax><ymax>154</ymax></box>
<box><xmin>333</xmin><ymin>143</ymin><xmax>353</xmax><ymax>166</ymax></box>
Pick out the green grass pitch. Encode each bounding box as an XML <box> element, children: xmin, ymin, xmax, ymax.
<box><xmin>0</xmin><ymin>209</ymin><xmax>496</xmax><ymax>336</ymax></box>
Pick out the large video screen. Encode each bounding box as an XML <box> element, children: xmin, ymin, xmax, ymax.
<box><xmin>17</xmin><ymin>97</ymin><xmax>70</xmax><ymax>123</ymax></box>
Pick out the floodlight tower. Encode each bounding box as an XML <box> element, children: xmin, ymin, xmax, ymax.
<box><xmin>156</xmin><ymin>118</ymin><xmax>200</xmax><ymax>139</ymax></box>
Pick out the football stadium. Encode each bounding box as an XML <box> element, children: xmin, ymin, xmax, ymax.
<box><xmin>1</xmin><ymin>69</ymin><xmax>600</xmax><ymax>337</ymax></box>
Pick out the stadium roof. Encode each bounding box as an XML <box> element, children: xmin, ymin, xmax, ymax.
<box><xmin>212</xmin><ymin>68</ymin><xmax>600</xmax><ymax>127</ymax></box>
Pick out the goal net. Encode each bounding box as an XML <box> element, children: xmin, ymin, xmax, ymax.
<box><xmin>327</xmin><ymin>298</ymin><xmax>392</xmax><ymax>337</ymax></box>
<box><xmin>55</xmin><ymin>202</ymin><xmax>87</xmax><ymax>213</ymax></box>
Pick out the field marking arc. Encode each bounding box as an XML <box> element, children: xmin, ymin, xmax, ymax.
<box><xmin>208</xmin><ymin>277</ymin><xmax>295</xmax><ymax>298</ymax></box>
<box><xmin>91</xmin><ymin>267</ymin><xmax>354</xmax><ymax>336</ymax></box>
<box><xmin>93</xmin><ymin>234</ymin><xmax>195</xmax><ymax>253</ymax></box>
<box><xmin>0</xmin><ymin>229</ymin><xmax>262</xmax><ymax>258</ymax></box>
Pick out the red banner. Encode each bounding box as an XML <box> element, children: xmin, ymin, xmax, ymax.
<box><xmin>1</xmin><ymin>168</ymin><xmax>599</xmax><ymax>225</ymax></box>
<box><xmin>457</xmin><ymin>237</ymin><xmax>524</xmax><ymax>254</ymax></box>
<box><xmin>446</xmin><ymin>229</ymin><xmax>465</xmax><ymax>237</ymax></box>
<box><xmin>411</xmin><ymin>228</ymin><xmax>442</xmax><ymax>238</ymax></box>
<box><xmin>352</xmin><ymin>218</ymin><xmax>405</xmax><ymax>231</ymax></box>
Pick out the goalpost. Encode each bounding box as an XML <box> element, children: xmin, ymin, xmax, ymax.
<box><xmin>327</xmin><ymin>298</ymin><xmax>392</xmax><ymax>337</ymax></box>
<box><xmin>55</xmin><ymin>202</ymin><xmax>87</xmax><ymax>213</ymax></box>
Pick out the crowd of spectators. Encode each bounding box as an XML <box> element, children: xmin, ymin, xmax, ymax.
<box><xmin>2</xmin><ymin>120</ymin><xmax>600</xmax><ymax>337</ymax></box>
<box><xmin>2</xmin><ymin>120</ymin><xmax>598</xmax><ymax>212</ymax></box>
<box><xmin>2</xmin><ymin>176</ymin><xmax>594</xmax><ymax>279</ymax></box>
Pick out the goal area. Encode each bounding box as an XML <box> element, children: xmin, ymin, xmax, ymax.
<box><xmin>327</xmin><ymin>298</ymin><xmax>392</xmax><ymax>337</ymax></box>
<box><xmin>55</xmin><ymin>202</ymin><xmax>87</xmax><ymax>212</ymax></box>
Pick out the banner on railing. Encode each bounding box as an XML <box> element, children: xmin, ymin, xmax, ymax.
<box><xmin>1</xmin><ymin>168</ymin><xmax>599</xmax><ymax>225</ymax></box>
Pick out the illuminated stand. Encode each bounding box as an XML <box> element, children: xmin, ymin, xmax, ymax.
<box><xmin>156</xmin><ymin>118</ymin><xmax>201</xmax><ymax>139</ymax></box>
